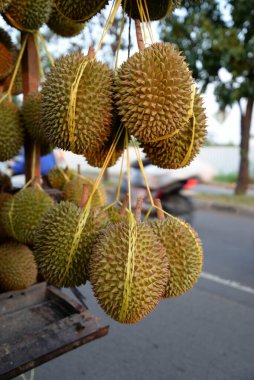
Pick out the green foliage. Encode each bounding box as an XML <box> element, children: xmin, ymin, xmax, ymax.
<box><xmin>159</xmin><ymin>0</ymin><xmax>254</xmax><ymax>110</ymax></box>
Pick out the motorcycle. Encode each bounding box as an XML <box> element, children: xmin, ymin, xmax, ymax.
<box><xmin>120</xmin><ymin>158</ymin><xmax>198</xmax><ymax>223</ymax></box>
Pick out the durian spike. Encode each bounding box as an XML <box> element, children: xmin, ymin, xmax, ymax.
<box><xmin>120</xmin><ymin>193</ymin><xmax>129</xmax><ymax>216</ymax></box>
<box><xmin>135</xmin><ymin>19</ymin><xmax>145</xmax><ymax>51</ymax></box>
<box><xmin>80</xmin><ymin>184</ymin><xmax>90</xmax><ymax>208</ymax></box>
<box><xmin>154</xmin><ymin>198</ymin><xmax>165</xmax><ymax>220</ymax></box>
<box><xmin>134</xmin><ymin>197</ymin><xmax>143</xmax><ymax>222</ymax></box>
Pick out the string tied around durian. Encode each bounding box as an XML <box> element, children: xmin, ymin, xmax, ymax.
<box><xmin>37</xmin><ymin>32</ymin><xmax>54</xmax><ymax>67</ymax></box>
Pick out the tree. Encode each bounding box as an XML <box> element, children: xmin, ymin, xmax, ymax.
<box><xmin>160</xmin><ymin>0</ymin><xmax>254</xmax><ymax>194</ymax></box>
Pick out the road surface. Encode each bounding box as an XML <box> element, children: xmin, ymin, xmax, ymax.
<box><xmin>18</xmin><ymin>210</ymin><xmax>254</xmax><ymax>380</ymax></box>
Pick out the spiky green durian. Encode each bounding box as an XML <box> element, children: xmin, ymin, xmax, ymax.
<box><xmin>115</xmin><ymin>42</ymin><xmax>194</xmax><ymax>143</ymax></box>
<box><xmin>0</xmin><ymin>0</ymin><xmax>12</xmax><ymax>12</ymax></box>
<box><xmin>0</xmin><ymin>193</ymin><xmax>12</xmax><ymax>239</ymax></box>
<box><xmin>3</xmin><ymin>0</ymin><xmax>52</xmax><ymax>31</ymax></box>
<box><xmin>0</xmin><ymin>241</ymin><xmax>37</xmax><ymax>291</ymax></box>
<box><xmin>47</xmin><ymin>4</ymin><xmax>86</xmax><ymax>37</ymax></box>
<box><xmin>0</xmin><ymin>100</ymin><xmax>24</xmax><ymax>162</ymax></box>
<box><xmin>63</xmin><ymin>176</ymin><xmax>106</xmax><ymax>208</ymax></box>
<box><xmin>22</xmin><ymin>92</ymin><xmax>51</xmax><ymax>148</ymax></box>
<box><xmin>46</xmin><ymin>167</ymin><xmax>75</xmax><ymax>190</ymax></box>
<box><xmin>150</xmin><ymin>217</ymin><xmax>203</xmax><ymax>298</ymax></box>
<box><xmin>124</xmin><ymin>0</ymin><xmax>181</xmax><ymax>21</ymax></box>
<box><xmin>142</xmin><ymin>91</ymin><xmax>207</xmax><ymax>169</ymax></box>
<box><xmin>41</xmin><ymin>53</ymin><xmax>114</xmax><ymax>155</ymax></box>
<box><xmin>53</xmin><ymin>0</ymin><xmax>109</xmax><ymax>22</ymax></box>
<box><xmin>1</xmin><ymin>187</ymin><xmax>53</xmax><ymax>245</ymax></box>
<box><xmin>0</xmin><ymin>27</ymin><xmax>15</xmax><ymax>80</ymax></box>
<box><xmin>34</xmin><ymin>201</ymin><xmax>108</xmax><ymax>288</ymax></box>
<box><xmin>0</xmin><ymin>172</ymin><xmax>12</xmax><ymax>192</ymax></box>
<box><xmin>90</xmin><ymin>221</ymin><xmax>168</xmax><ymax>323</ymax></box>
<box><xmin>0</xmin><ymin>62</ymin><xmax>22</xmax><ymax>95</ymax></box>
<box><xmin>107</xmin><ymin>206</ymin><xmax>129</xmax><ymax>224</ymax></box>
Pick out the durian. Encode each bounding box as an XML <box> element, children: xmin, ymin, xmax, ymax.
<box><xmin>115</xmin><ymin>42</ymin><xmax>194</xmax><ymax>143</ymax></box>
<box><xmin>142</xmin><ymin>91</ymin><xmax>207</xmax><ymax>169</ymax></box>
<box><xmin>34</xmin><ymin>201</ymin><xmax>108</xmax><ymax>288</ymax></box>
<box><xmin>150</xmin><ymin>217</ymin><xmax>203</xmax><ymax>298</ymax></box>
<box><xmin>1</xmin><ymin>187</ymin><xmax>53</xmax><ymax>245</ymax></box>
<box><xmin>53</xmin><ymin>0</ymin><xmax>109</xmax><ymax>22</ymax></box>
<box><xmin>0</xmin><ymin>100</ymin><xmax>24</xmax><ymax>162</ymax></box>
<box><xmin>41</xmin><ymin>53</ymin><xmax>114</xmax><ymax>155</ymax></box>
<box><xmin>0</xmin><ymin>27</ymin><xmax>15</xmax><ymax>80</ymax></box>
<box><xmin>47</xmin><ymin>4</ymin><xmax>86</xmax><ymax>37</ymax></box>
<box><xmin>0</xmin><ymin>193</ymin><xmax>12</xmax><ymax>239</ymax></box>
<box><xmin>63</xmin><ymin>176</ymin><xmax>106</xmax><ymax>208</ymax></box>
<box><xmin>90</xmin><ymin>221</ymin><xmax>169</xmax><ymax>323</ymax></box>
<box><xmin>0</xmin><ymin>62</ymin><xmax>22</xmax><ymax>95</ymax></box>
<box><xmin>0</xmin><ymin>0</ymin><xmax>12</xmax><ymax>12</ymax></box>
<box><xmin>3</xmin><ymin>0</ymin><xmax>52</xmax><ymax>32</ymax></box>
<box><xmin>124</xmin><ymin>0</ymin><xmax>180</xmax><ymax>21</ymax></box>
<box><xmin>0</xmin><ymin>172</ymin><xmax>12</xmax><ymax>192</ymax></box>
<box><xmin>0</xmin><ymin>241</ymin><xmax>37</xmax><ymax>291</ymax></box>
<box><xmin>46</xmin><ymin>167</ymin><xmax>75</xmax><ymax>190</ymax></box>
<box><xmin>22</xmin><ymin>92</ymin><xmax>50</xmax><ymax>147</ymax></box>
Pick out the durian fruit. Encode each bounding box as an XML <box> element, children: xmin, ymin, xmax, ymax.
<box><xmin>0</xmin><ymin>172</ymin><xmax>12</xmax><ymax>192</ymax></box>
<box><xmin>124</xmin><ymin>0</ymin><xmax>181</xmax><ymax>21</ymax></box>
<box><xmin>0</xmin><ymin>193</ymin><xmax>12</xmax><ymax>239</ymax></box>
<box><xmin>41</xmin><ymin>53</ymin><xmax>114</xmax><ymax>155</ymax></box>
<box><xmin>3</xmin><ymin>0</ymin><xmax>52</xmax><ymax>32</ymax></box>
<box><xmin>0</xmin><ymin>62</ymin><xmax>23</xmax><ymax>95</ymax></box>
<box><xmin>115</xmin><ymin>42</ymin><xmax>193</xmax><ymax>143</ymax></box>
<box><xmin>0</xmin><ymin>241</ymin><xmax>37</xmax><ymax>291</ymax></box>
<box><xmin>90</xmin><ymin>221</ymin><xmax>169</xmax><ymax>323</ymax></box>
<box><xmin>34</xmin><ymin>201</ymin><xmax>109</xmax><ymax>288</ymax></box>
<box><xmin>63</xmin><ymin>176</ymin><xmax>106</xmax><ymax>208</ymax></box>
<box><xmin>46</xmin><ymin>167</ymin><xmax>75</xmax><ymax>190</ymax></box>
<box><xmin>1</xmin><ymin>187</ymin><xmax>53</xmax><ymax>245</ymax></box>
<box><xmin>22</xmin><ymin>92</ymin><xmax>51</xmax><ymax>148</ymax></box>
<box><xmin>150</xmin><ymin>217</ymin><xmax>203</xmax><ymax>298</ymax></box>
<box><xmin>142</xmin><ymin>91</ymin><xmax>207</xmax><ymax>169</ymax></box>
<box><xmin>0</xmin><ymin>27</ymin><xmax>15</xmax><ymax>80</ymax></box>
<box><xmin>53</xmin><ymin>0</ymin><xmax>109</xmax><ymax>22</ymax></box>
<box><xmin>47</xmin><ymin>4</ymin><xmax>86</xmax><ymax>37</ymax></box>
<box><xmin>0</xmin><ymin>100</ymin><xmax>24</xmax><ymax>162</ymax></box>
<box><xmin>0</xmin><ymin>0</ymin><xmax>12</xmax><ymax>12</ymax></box>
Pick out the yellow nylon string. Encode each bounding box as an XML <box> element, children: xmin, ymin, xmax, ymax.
<box><xmin>180</xmin><ymin>113</ymin><xmax>196</xmax><ymax>167</ymax></box>
<box><xmin>37</xmin><ymin>32</ymin><xmax>54</xmax><ymax>66</ymax></box>
<box><xmin>58</xmin><ymin>167</ymin><xmax>70</xmax><ymax>182</ymax></box>
<box><xmin>116</xmin><ymin>143</ymin><xmax>125</xmax><ymax>201</ymax></box>
<box><xmin>136</xmin><ymin>0</ymin><xmax>147</xmax><ymax>44</ymax></box>
<box><xmin>114</xmin><ymin>0</ymin><xmax>127</xmax><ymax>72</ymax></box>
<box><xmin>147</xmin><ymin>128</ymin><xmax>180</xmax><ymax>143</ymax></box>
<box><xmin>34</xmin><ymin>34</ymin><xmax>44</xmax><ymax>79</ymax></box>
<box><xmin>8</xmin><ymin>197</ymin><xmax>17</xmax><ymax>240</ymax></box>
<box><xmin>31</xmin><ymin>144</ymin><xmax>36</xmax><ymax>181</ymax></box>
<box><xmin>142</xmin><ymin>0</ymin><xmax>154</xmax><ymax>43</ymax></box>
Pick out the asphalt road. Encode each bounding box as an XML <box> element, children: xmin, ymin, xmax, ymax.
<box><xmin>18</xmin><ymin>210</ymin><xmax>254</xmax><ymax>380</ymax></box>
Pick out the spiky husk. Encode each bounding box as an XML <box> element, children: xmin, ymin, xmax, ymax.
<box><xmin>0</xmin><ymin>0</ymin><xmax>12</xmax><ymax>12</ymax></box>
<box><xmin>124</xmin><ymin>0</ymin><xmax>180</xmax><ymax>21</ymax></box>
<box><xmin>3</xmin><ymin>0</ymin><xmax>52</xmax><ymax>31</ymax></box>
<box><xmin>22</xmin><ymin>92</ymin><xmax>50</xmax><ymax>147</ymax></box>
<box><xmin>34</xmin><ymin>201</ymin><xmax>108</xmax><ymax>288</ymax></box>
<box><xmin>53</xmin><ymin>0</ymin><xmax>109</xmax><ymax>22</ymax></box>
<box><xmin>63</xmin><ymin>176</ymin><xmax>106</xmax><ymax>208</ymax></box>
<box><xmin>115</xmin><ymin>42</ymin><xmax>193</xmax><ymax>143</ymax></box>
<box><xmin>90</xmin><ymin>221</ymin><xmax>169</xmax><ymax>323</ymax></box>
<box><xmin>41</xmin><ymin>53</ymin><xmax>114</xmax><ymax>155</ymax></box>
<box><xmin>47</xmin><ymin>4</ymin><xmax>86</xmax><ymax>37</ymax></box>
<box><xmin>150</xmin><ymin>218</ymin><xmax>203</xmax><ymax>298</ymax></box>
<box><xmin>46</xmin><ymin>167</ymin><xmax>75</xmax><ymax>190</ymax></box>
<box><xmin>107</xmin><ymin>206</ymin><xmax>129</xmax><ymax>224</ymax></box>
<box><xmin>0</xmin><ymin>62</ymin><xmax>22</xmax><ymax>95</ymax></box>
<box><xmin>142</xmin><ymin>91</ymin><xmax>207</xmax><ymax>169</ymax></box>
<box><xmin>0</xmin><ymin>27</ymin><xmax>15</xmax><ymax>80</ymax></box>
<box><xmin>0</xmin><ymin>172</ymin><xmax>12</xmax><ymax>192</ymax></box>
<box><xmin>0</xmin><ymin>193</ymin><xmax>12</xmax><ymax>239</ymax></box>
<box><xmin>1</xmin><ymin>187</ymin><xmax>53</xmax><ymax>245</ymax></box>
<box><xmin>0</xmin><ymin>241</ymin><xmax>37</xmax><ymax>291</ymax></box>
<box><xmin>0</xmin><ymin>100</ymin><xmax>24</xmax><ymax>162</ymax></box>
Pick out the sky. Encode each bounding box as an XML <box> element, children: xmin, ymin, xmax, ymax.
<box><xmin>1</xmin><ymin>2</ymin><xmax>253</xmax><ymax>146</ymax></box>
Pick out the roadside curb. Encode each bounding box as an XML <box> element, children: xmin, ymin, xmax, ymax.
<box><xmin>194</xmin><ymin>199</ymin><xmax>254</xmax><ymax>217</ymax></box>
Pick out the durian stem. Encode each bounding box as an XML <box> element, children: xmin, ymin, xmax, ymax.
<box><xmin>120</xmin><ymin>194</ymin><xmax>129</xmax><ymax>215</ymax></box>
<box><xmin>154</xmin><ymin>199</ymin><xmax>165</xmax><ymax>220</ymax></box>
<box><xmin>87</xmin><ymin>47</ymin><xmax>95</xmax><ymax>60</ymax></box>
<box><xmin>80</xmin><ymin>184</ymin><xmax>90</xmax><ymax>209</ymax></box>
<box><xmin>134</xmin><ymin>197</ymin><xmax>143</xmax><ymax>222</ymax></box>
<box><xmin>135</xmin><ymin>19</ymin><xmax>145</xmax><ymax>51</ymax></box>
<box><xmin>77</xmin><ymin>164</ymin><xmax>81</xmax><ymax>175</ymax></box>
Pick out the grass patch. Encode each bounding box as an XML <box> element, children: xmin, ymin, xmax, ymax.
<box><xmin>214</xmin><ymin>172</ymin><xmax>238</xmax><ymax>183</ymax></box>
<box><xmin>195</xmin><ymin>193</ymin><xmax>254</xmax><ymax>207</ymax></box>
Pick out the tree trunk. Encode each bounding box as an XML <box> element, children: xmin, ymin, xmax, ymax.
<box><xmin>235</xmin><ymin>98</ymin><xmax>253</xmax><ymax>194</ymax></box>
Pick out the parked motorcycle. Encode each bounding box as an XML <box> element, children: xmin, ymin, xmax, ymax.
<box><xmin>120</xmin><ymin>158</ymin><xmax>198</xmax><ymax>223</ymax></box>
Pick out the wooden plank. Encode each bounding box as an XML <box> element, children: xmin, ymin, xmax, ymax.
<box><xmin>0</xmin><ymin>312</ymin><xmax>109</xmax><ymax>380</ymax></box>
<box><xmin>21</xmin><ymin>32</ymin><xmax>40</xmax><ymax>184</ymax></box>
